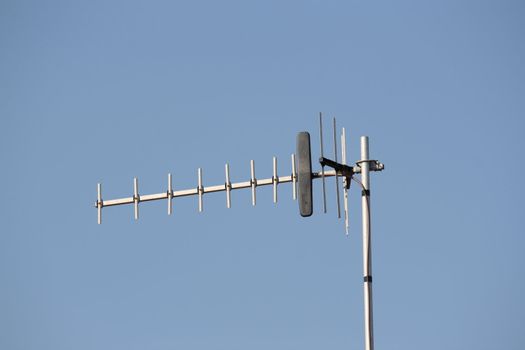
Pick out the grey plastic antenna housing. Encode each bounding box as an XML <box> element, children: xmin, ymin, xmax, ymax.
<box><xmin>296</xmin><ymin>132</ymin><xmax>313</xmax><ymax>217</ymax></box>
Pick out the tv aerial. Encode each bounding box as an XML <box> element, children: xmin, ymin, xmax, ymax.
<box><xmin>94</xmin><ymin>113</ymin><xmax>384</xmax><ymax>350</ymax></box>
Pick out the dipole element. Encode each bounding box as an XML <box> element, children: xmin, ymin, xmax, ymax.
<box><xmin>198</xmin><ymin>168</ymin><xmax>203</xmax><ymax>212</ymax></box>
<box><xmin>250</xmin><ymin>160</ymin><xmax>257</xmax><ymax>206</ymax></box>
<box><xmin>168</xmin><ymin>173</ymin><xmax>173</xmax><ymax>215</ymax></box>
<box><xmin>225</xmin><ymin>163</ymin><xmax>232</xmax><ymax>208</ymax></box>
<box><xmin>97</xmin><ymin>183</ymin><xmax>102</xmax><ymax>224</ymax></box>
<box><xmin>333</xmin><ymin>117</ymin><xmax>341</xmax><ymax>219</ymax></box>
<box><xmin>273</xmin><ymin>156</ymin><xmax>278</xmax><ymax>203</ymax></box>
<box><xmin>291</xmin><ymin>153</ymin><xmax>297</xmax><ymax>200</ymax></box>
<box><xmin>341</xmin><ymin>128</ymin><xmax>349</xmax><ymax>235</ymax></box>
<box><xmin>319</xmin><ymin>113</ymin><xmax>327</xmax><ymax>213</ymax></box>
<box><xmin>133</xmin><ymin>177</ymin><xmax>139</xmax><ymax>220</ymax></box>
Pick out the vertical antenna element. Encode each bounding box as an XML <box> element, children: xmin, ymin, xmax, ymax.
<box><xmin>97</xmin><ymin>183</ymin><xmax>102</xmax><ymax>224</ymax></box>
<box><xmin>291</xmin><ymin>153</ymin><xmax>297</xmax><ymax>200</ymax></box>
<box><xmin>225</xmin><ymin>163</ymin><xmax>231</xmax><ymax>208</ymax></box>
<box><xmin>168</xmin><ymin>173</ymin><xmax>173</xmax><ymax>215</ymax></box>
<box><xmin>250</xmin><ymin>160</ymin><xmax>256</xmax><ymax>206</ymax></box>
<box><xmin>319</xmin><ymin>113</ymin><xmax>327</xmax><ymax>213</ymax></box>
<box><xmin>333</xmin><ymin>117</ymin><xmax>341</xmax><ymax>219</ymax></box>
<box><xmin>198</xmin><ymin>168</ymin><xmax>203</xmax><ymax>212</ymax></box>
<box><xmin>341</xmin><ymin>128</ymin><xmax>349</xmax><ymax>235</ymax></box>
<box><xmin>273</xmin><ymin>156</ymin><xmax>278</xmax><ymax>203</ymax></box>
<box><xmin>133</xmin><ymin>177</ymin><xmax>139</xmax><ymax>220</ymax></box>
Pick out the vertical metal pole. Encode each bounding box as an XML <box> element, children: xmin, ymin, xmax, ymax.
<box><xmin>360</xmin><ymin>136</ymin><xmax>374</xmax><ymax>350</ymax></box>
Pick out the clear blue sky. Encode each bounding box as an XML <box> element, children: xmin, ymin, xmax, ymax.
<box><xmin>2</xmin><ymin>1</ymin><xmax>524</xmax><ymax>349</ymax></box>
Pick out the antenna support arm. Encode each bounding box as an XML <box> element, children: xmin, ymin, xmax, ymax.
<box><xmin>319</xmin><ymin>157</ymin><xmax>384</xmax><ymax>190</ymax></box>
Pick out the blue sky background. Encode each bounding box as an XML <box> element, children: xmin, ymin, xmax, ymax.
<box><xmin>2</xmin><ymin>1</ymin><xmax>524</xmax><ymax>349</ymax></box>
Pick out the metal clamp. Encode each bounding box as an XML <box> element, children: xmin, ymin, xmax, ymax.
<box><xmin>356</xmin><ymin>159</ymin><xmax>384</xmax><ymax>172</ymax></box>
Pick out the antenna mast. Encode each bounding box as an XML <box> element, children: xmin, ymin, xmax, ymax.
<box><xmin>94</xmin><ymin>116</ymin><xmax>384</xmax><ymax>350</ymax></box>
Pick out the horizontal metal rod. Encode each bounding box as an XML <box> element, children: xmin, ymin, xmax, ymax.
<box><xmin>96</xmin><ymin>166</ymin><xmax>369</xmax><ymax>209</ymax></box>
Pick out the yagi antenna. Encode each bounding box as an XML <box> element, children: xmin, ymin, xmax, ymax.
<box><xmin>95</xmin><ymin>115</ymin><xmax>384</xmax><ymax>350</ymax></box>
<box><xmin>95</xmin><ymin>116</ymin><xmax>384</xmax><ymax>233</ymax></box>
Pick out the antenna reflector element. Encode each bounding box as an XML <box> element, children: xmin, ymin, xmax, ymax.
<box><xmin>296</xmin><ymin>132</ymin><xmax>313</xmax><ymax>217</ymax></box>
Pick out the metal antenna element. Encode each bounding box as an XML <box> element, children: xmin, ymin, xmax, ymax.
<box><xmin>341</xmin><ymin>128</ymin><xmax>349</xmax><ymax>234</ymax></box>
<box><xmin>250</xmin><ymin>160</ymin><xmax>256</xmax><ymax>206</ymax></box>
<box><xmin>319</xmin><ymin>113</ymin><xmax>327</xmax><ymax>213</ymax></box>
<box><xmin>291</xmin><ymin>153</ymin><xmax>297</xmax><ymax>200</ymax></box>
<box><xmin>168</xmin><ymin>173</ymin><xmax>173</xmax><ymax>215</ymax></box>
<box><xmin>198</xmin><ymin>168</ymin><xmax>203</xmax><ymax>212</ymax></box>
<box><xmin>333</xmin><ymin>117</ymin><xmax>341</xmax><ymax>219</ymax></box>
<box><xmin>273</xmin><ymin>157</ymin><xmax>278</xmax><ymax>203</ymax></box>
<box><xmin>225</xmin><ymin>163</ymin><xmax>231</xmax><ymax>208</ymax></box>
<box><xmin>133</xmin><ymin>177</ymin><xmax>139</xmax><ymax>220</ymax></box>
<box><xmin>97</xmin><ymin>183</ymin><xmax>102</xmax><ymax>224</ymax></box>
